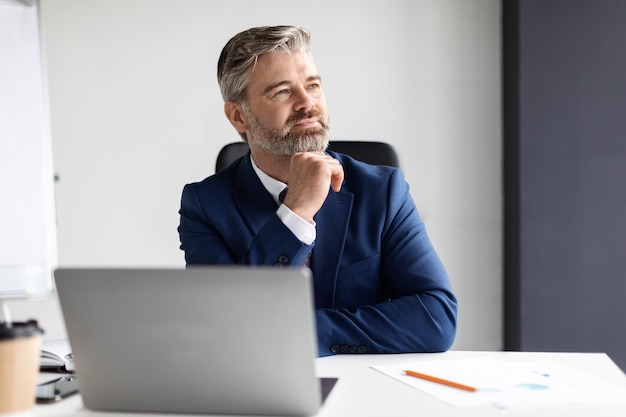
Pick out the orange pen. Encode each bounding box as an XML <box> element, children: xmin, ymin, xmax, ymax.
<box><xmin>404</xmin><ymin>370</ymin><xmax>478</xmax><ymax>392</ymax></box>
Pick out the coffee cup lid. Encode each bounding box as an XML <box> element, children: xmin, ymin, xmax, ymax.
<box><xmin>0</xmin><ymin>320</ymin><xmax>44</xmax><ymax>340</ymax></box>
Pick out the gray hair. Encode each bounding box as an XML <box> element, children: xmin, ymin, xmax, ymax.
<box><xmin>217</xmin><ymin>26</ymin><xmax>312</xmax><ymax>104</ymax></box>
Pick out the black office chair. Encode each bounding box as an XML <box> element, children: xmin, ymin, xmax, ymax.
<box><xmin>215</xmin><ymin>141</ymin><xmax>400</xmax><ymax>172</ymax></box>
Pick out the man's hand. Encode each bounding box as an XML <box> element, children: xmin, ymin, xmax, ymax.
<box><xmin>282</xmin><ymin>152</ymin><xmax>344</xmax><ymax>222</ymax></box>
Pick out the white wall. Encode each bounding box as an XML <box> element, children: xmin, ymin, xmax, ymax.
<box><xmin>13</xmin><ymin>0</ymin><xmax>502</xmax><ymax>350</ymax></box>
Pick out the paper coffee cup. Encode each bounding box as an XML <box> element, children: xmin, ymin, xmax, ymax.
<box><xmin>0</xmin><ymin>320</ymin><xmax>43</xmax><ymax>414</ymax></box>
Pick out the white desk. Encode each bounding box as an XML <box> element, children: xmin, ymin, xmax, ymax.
<box><xmin>33</xmin><ymin>351</ymin><xmax>626</xmax><ymax>417</ymax></box>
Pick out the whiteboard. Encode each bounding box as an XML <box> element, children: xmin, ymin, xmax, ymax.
<box><xmin>0</xmin><ymin>0</ymin><xmax>57</xmax><ymax>298</ymax></box>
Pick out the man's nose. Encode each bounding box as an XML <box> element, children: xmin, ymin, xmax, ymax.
<box><xmin>292</xmin><ymin>87</ymin><xmax>316</xmax><ymax>111</ymax></box>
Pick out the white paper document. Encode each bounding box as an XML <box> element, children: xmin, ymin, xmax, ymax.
<box><xmin>372</xmin><ymin>357</ymin><xmax>626</xmax><ymax>409</ymax></box>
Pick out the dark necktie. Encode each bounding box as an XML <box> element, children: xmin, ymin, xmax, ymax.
<box><xmin>278</xmin><ymin>187</ymin><xmax>288</xmax><ymax>204</ymax></box>
<box><xmin>278</xmin><ymin>188</ymin><xmax>311</xmax><ymax>268</ymax></box>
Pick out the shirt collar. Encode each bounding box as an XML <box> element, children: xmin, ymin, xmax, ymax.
<box><xmin>249</xmin><ymin>154</ymin><xmax>287</xmax><ymax>206</ymax></box>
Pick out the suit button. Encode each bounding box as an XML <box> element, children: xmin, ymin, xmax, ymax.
<box><xmin>349</xmin><ymin>346</ymin><xmax>357</xmax><ymax>353</ymax></box>
<box><xmin>340</xmin><ymin>345</ymin><xmax>350</xmax><ymax>354</ymax></box>
<box><xmin>277</xmin><ymin>255</ymin><xmax>289</xmax><ymax>265</ymax></box>
<box><xmin>330</xmin><ymin>345</ymin><xmax>341</xmax><ymax>354</ymax></box>
<box><xmin>357</xmin><ymin>345</ymin><xmax>368</xmax><ymax>353</ymax></box>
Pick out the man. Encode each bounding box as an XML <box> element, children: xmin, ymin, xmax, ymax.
<box><xmin>178</xmin><ymin>25</ymin><xmax>457</xmax><ymax>356</ymax></box>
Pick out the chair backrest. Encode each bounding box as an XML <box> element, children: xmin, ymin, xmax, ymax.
<box><xmin>215</xmin><ymin>141</ymin><xmax>400</xmax><ymax>172</ymax></box>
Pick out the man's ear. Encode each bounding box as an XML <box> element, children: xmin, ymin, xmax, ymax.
<box><xmin>224</xmin><ymin>101</ymin><xmax>247</xmax><ymax>134</ymax></box>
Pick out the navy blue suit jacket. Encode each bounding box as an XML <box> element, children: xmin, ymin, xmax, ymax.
<box><xmin>178</xmin><ymin>151</ymin><xmax>457</xmax><ymax>356</ymax></box>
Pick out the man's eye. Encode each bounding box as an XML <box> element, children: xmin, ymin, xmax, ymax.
<box><xmin>276</xmin><ymin>89</ymin><xmax>290</xmax><ymax>95</ymax></box>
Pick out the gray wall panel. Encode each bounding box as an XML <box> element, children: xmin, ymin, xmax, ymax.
<box><xmin>505</xmin><ymin>0</ymin><xmax>626</xmax><ymax>370</ymax></box>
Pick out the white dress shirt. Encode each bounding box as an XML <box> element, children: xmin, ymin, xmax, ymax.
<box><xmin>250</xmin><ymin>155</ymin><xmax>316</xmax><ymax>245</ymax></box>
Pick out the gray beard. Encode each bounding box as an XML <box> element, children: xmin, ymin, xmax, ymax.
<box><xmin>242</xmin><ymin>105</ymin><xmax>330</xmax><ymax>155</ymax></box>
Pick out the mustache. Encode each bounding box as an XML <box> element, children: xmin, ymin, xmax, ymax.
<box><xmin>286</xmin><ymin>109</ymin><xmax>325</xmax><ymax>127</ymax></box>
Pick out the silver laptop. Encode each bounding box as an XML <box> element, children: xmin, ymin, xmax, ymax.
<box><xmin>54</xmin><ymin>266</ymin><xmax>324</xmax><ymax>416</ymax></box>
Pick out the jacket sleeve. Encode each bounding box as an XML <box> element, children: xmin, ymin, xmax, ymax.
<box><xmin>178</xmin><ymin>183</ymin><xmax>312</xmax><ymax>267</ymax></box>
<box><xmin>315</xmin><ymin>168</ymin><xmax>457</xmax><ymax>356</ymax></box>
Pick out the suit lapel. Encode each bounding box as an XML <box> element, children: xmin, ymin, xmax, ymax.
<box><xmin>312</xmin><ymin>190</ymin><xmax>353</xmax><ymax>308</ymax></box>
<box><xmin>232</xmin><ymin>155</ymin><xmax>277</xmax><ymax>235</ymax></box>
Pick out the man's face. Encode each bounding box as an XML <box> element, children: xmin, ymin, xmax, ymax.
<box><xmin>240</xmin><ymin>50</ymin><xmax>329</xmax><ymax>155</ymax></box>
